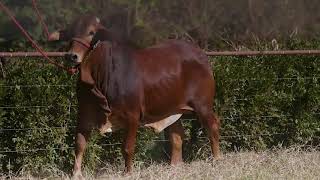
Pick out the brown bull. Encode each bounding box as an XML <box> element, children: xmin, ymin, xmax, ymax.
<box><xmin>50</xmin><ymin>15</ymin><xmax>220</xmax><ymax>179</ymax></box>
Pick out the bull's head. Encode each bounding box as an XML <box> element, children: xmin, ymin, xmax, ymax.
<box><xmin>49</xmin><ymin>15</ymin><xmax>106</xmax><ymax>64</ymax></box>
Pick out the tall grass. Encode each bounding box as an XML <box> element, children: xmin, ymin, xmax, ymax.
<box><xmin>2</xmin><ymin>147</ymin><xmax>319</xmax><ymax>179</ymax></box>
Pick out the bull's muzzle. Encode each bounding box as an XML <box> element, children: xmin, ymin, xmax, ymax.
<box><xmin>65</xmin><ymin>53</ymin><xmax>79</xmax><ymax>64</ymax></box>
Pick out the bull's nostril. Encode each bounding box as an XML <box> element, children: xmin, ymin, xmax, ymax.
<box><xmin>71</xmin><ymin>54</ymin><xmax>78</xmax><ymax>61</ymax></box>
<box><xmin>65</xmin><ymin>53</ymin><xmax>79</xmax><ymax>63</ymax></box>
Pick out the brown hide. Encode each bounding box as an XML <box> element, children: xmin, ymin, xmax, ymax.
<box><xmin>79</xmin><ymin>39</ymin><xmax>214</xmax><ymax>131</ymax></box>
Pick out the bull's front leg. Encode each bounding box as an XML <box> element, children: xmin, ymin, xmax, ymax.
<box><xmin>122</xmin><ymin>120</ymin><xmax>139</xmax><ymax>173</ymax></box>
<box><xmin>73</xmin><ymin>128</ymin><xmax>91</xmax><ymax>180</ymax></box>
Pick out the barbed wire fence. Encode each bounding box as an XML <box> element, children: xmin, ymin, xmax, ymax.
<box><xmin>1</xmin><ymin>56</ymin><xmax>319</xmax><ymax>156</ymax></box>
<box><xmin>0</xmin><ymin>83</ymin><xmax>307</xmax><ymax>155</ymax></box>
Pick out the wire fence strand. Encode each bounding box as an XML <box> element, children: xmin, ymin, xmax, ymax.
<box><xmin>227</xmin><ymin>76</ymin><xmax>320</xmax><ymax>82</ymax></box>
<box><xmin>0</xmin><ymin>105</ymin><xmax>77</xmax><ymax>109</ymax></box>
<box><xmin>0</xmin><ymin>132</ymin><xmax>289</xmax><ymax>154</ymax></box>
<box><xmin>0</xmin><ymin>126</ymin><xmax>76</xmax><ymax>132</ymax></box>
<box><xmin>0</xmin><ymin>84</ymin><xmax>71</xmax><ymax>88</ymax></box>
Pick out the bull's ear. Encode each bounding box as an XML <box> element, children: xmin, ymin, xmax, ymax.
<box><xmin>48</xmin><ymin>30</ymin><xmax>69</xmax><ymax>41</ymax></box>
<box><xmin>97</xmin><ymin>23</ymin><xmax>107</xmax><ymax>30</ymax></box>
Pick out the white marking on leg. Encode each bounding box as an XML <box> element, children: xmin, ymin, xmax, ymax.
<box><xmin>106</xmin><ymin>128</ymin><xmax>112</xmax><ymax>133</ymax></box>
<box><xmin>96</xmin><ymin>17</ymin><xmax>100</xmax><ymax>23</ymax></box>
<box><xmin>99</xmin><ymin>120</ymin><xmax>113</xmax><ymax>135</ymax></box>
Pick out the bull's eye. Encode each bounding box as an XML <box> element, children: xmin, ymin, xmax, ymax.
<box><xmin>89</xmin><ymin>31</ymin><xmax>95</xmax><ymax>36</ymax></box>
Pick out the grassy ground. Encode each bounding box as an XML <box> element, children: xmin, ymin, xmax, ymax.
<box><xmin>3</xmin><ymin>147</ymin><xmax>320</xmax><ymax>180</ymax></box>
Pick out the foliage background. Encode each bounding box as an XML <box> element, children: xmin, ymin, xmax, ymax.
<box><xmin>0</xmin><ymin>0</ymin><xmax>319</xmax><ymax>176</ymax></box>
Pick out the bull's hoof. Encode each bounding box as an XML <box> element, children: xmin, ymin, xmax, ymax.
<box><xmin>170</xmin><ymin>160</ymin><xmax>184</xmax><ymax>166</ymax></box>
<box><xmin>72</xmin><ymin>171</ymin><xmax>85</xmax><ymax>180</ymax></box>
<box><xmin>214</xmin><ymin>154</ymin><xmax>222</xmax><ymax>160</ymax></box>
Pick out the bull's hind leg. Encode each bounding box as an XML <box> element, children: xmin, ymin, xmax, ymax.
<box><xmin>195</xmin><ymin>107</ymin><xmax>221</xmax><ymax>158</ymax></box>
<box><xmin>73</xmin><ymin>128</ymin><xmax>91</xmax><ymax>180</ymax></box>
<box><xmin>167</xmin><ymin>120</ymin><xmax>184</xmax><ymax>165</ymax></box>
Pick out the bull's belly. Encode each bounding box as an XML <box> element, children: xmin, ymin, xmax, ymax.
<box><xmin>98</xmin><ymin>106</ymin><xmax>193</xmax><ymax>135</ymax></box>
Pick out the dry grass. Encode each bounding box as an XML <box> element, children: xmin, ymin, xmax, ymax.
<box><xmin>2</xmin><ymin>147</ymin><xmax>320</xmax><ymax>180</ymax></box>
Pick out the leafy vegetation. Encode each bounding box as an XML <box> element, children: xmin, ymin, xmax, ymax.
<box><xmin>0</xmin><ymin>0</ymin><xmax>319</xmax><ymax>176</ymax></box>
